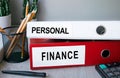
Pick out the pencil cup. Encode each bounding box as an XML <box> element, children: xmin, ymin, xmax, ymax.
<box><xmin>0</xmin><ymin>14</ymin><xmax>11</xmax><ymax>62</ymax></box>
<box><xmin>2</xmin><ymin>26</ymin><xmax>29</xmax><ymax>63</ymax></box>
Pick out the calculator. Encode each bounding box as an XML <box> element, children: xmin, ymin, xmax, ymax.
<box><xmin>95</xmin><ymin>62</ymin><xmax>120</xmax><ymax>78</ymax></box>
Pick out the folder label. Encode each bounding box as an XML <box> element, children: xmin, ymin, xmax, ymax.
<box><xmin>32</xmin><ymin>45</ymin><xmax>85</xmax><ymax>67</ymax></box>
<box><xmin>32</xmin><ymin>27</ymin><xmax>69</xmax><ymax>34</ymax></box>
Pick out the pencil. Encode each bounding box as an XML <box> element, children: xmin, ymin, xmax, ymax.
<box><xmin>25</xmin><ymin>1</ymin><xmax>29</xmax><ymax>16</ymax></box>
<box><xmin>21</xmin><ymin>16</ymin><xmax>28</xmax><ymax>59</ymax></box>
<box><xmin>0</xmin><ymin>27</ymin><xmax>13</xmax><ymax>40</ymax></box>
<box><xmin>21</xmin><ymin>0</ymin><xmax>29</xmax><ymax>59</ymax></box>
<box><xmin>5</xmin><ymin>16</ymin><xmax>28</xmax><ymax>58</ymax></box>
<box><xmin>21</xmin><ymin>33</ymin><xmax>26</xmax><ymax>59</ymax></box>
<box><xmin>6</xmin><ymin>8</ymin><xmax>37</xmax><ymax>58</ymax></box>
<box><xmin>0</xmin><ymin>27</ymin><xmax>6</xmax><ymax>33</ymax></box>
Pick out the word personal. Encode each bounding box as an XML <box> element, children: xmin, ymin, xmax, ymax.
<box><xmin>41</xmin><ymin>51</ymin><xmax>79</xmax><ymax>61</ymax></box>
<box><xmin>32</xmin><ymin>27</ymin><xmax>69</xmax><ymax>34</ymax></box>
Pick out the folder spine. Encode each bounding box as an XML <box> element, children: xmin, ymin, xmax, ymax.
<box><xmin>27</xmin><ymin>21</ymin><xmax>120</xmax><ymax>40</ymax></box>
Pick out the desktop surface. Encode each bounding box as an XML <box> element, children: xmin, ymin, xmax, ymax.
<box><xmin>0</xmin><ymin>59</ymin><xmax>101</xmax><ymax>78</ymax></box>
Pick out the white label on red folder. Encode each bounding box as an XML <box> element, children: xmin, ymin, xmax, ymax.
<box><xmin>32</xmin><ymin>45</ymin><xmax>85</xmax><ymax>67</ymax></box>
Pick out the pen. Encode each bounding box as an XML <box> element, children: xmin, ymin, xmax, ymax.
<box><xmin>2</xmin><ymin>70</ymin><xmax>48</xmax><ymax>77</ymax></box>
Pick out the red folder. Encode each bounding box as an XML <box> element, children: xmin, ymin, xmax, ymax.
<box><xmin>30</xmin><ymin>39</ymin><xmax>120</xmax><ymax>70</ymax></box>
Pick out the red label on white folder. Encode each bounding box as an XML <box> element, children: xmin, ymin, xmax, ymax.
<box><xmin>31</xmin><ymin>45</ymin><xmax>85</xmax><ymax>68</ymax></box>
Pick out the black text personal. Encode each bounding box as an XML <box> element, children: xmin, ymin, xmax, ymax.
<box><xmin>41</xmin><ymin>51</ymin><xmax>79</xmax><ymax>61</ymax></box>
<box><xmin>32</xmin><ymin>27</ymin><xmax>69</xmax><ymax>34</ymax></box>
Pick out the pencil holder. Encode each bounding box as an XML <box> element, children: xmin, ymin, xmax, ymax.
<box><xmin>0</xmin><ymin>14</ymin><xmax>11</xmax><ymax>62</ymax></box>
<box><xmin>2</xmin><ymin>26</ymin><xmax>29</xmax><ymax>63</ymax></box>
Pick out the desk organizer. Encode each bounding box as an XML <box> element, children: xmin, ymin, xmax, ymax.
<box><xmin>0</xmin><ymin>14</ymin><xmax>11</xmax><ymax>62</ymax></box>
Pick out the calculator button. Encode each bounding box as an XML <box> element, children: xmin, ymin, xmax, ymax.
<box><xmin>117</xmin><ymin>66</ymin><xmax>120</xmax><ymax>70</ymax></box>
<box><xmin>110</xmin><ymin>68</ymin><xmax>117</xmax><ymax>72</ymax></box>
<box><xmin>116</xmin><ymin>67</ymin><xmax>120</xmax><ymax>71</ymax></box>
<box><xmin>106</xmin><ymin>64</ymin><xmax>113</xmax><ymax>67</ymax></box>
<box><xmin>114</xmin><ymin>71</ymin><xmax>120</xmax><ymax>76</ymax></box>
<box><xmin>99</xmin><ymin>64</ymin><xmax>107</xmax><ymax>69</ymax></box>
<box><xmin>107</xmin><ymin>72</ymin><xmax>115</xmax><ymax>77</ymax></box>
<box><xmin>103</xmin><ymin>68</ymin><xmax>111</xmax><ymax>73</ymax></box>
<box><xmin>112</xmin><ymin>62</ymin><xmax>120</xmax><ymax>67</ymax></box>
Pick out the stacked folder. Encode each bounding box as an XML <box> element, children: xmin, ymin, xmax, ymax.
<box><xmin>27</xmin><ymin>21</ymin><xmax>120</xmax><ymax>70</ymax></box>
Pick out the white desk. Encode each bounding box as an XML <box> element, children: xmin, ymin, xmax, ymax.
<box><xmin>0</xmin><ymin>59</ymin><xmax>101</xmax><ymax>78</ymax></box>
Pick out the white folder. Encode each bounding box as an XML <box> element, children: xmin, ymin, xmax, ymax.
<box><xmin>27</xmin><ymin>21</ymin><xmax>120</xmax><ymax>40</ymax></box>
